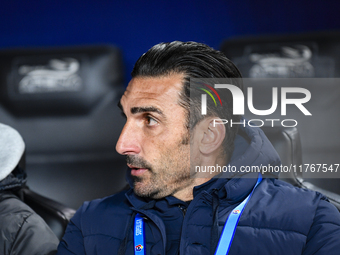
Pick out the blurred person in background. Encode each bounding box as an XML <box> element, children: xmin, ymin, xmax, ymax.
<box><xmin>0</xmin><ymin>123</ymin><xmax>59</xmax><ymax>255</ymax></box>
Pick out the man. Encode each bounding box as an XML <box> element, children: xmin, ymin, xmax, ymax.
<box><xmin>57</xmin><ymin>41</ymin><xmax>340</xmax><ymax>255</ymax></box>
<box><xmin>0</xmin><ymin>123</ymin><xmax>59</xmax><ymax>255</ymax></box>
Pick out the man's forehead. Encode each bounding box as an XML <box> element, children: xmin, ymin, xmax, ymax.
<box><xmin>128</xmin><ymin>74</ymin><xmax>183</xmax><ymax>93</ymax></box>
<box><xmin>120</xmin><ymin>74</ymin><xmax>184</xmax><ymax>107</ymax></box>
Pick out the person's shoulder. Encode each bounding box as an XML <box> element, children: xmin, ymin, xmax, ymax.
<box><xmin>0</xmin><ymin>193</ymin><xmax>34</xmax><ymax>218</ymax></box>
<box><xmin>0</xmin><ymin>194</ymin><xmax>33</xmax><ymax>235</ymax></box>
<box><xmin>270</xmin><ymin>180</ymin><xmax>340</xmax><ymax>253</ymax></box>
<box><xmin>262</xmin><ymin>178</ymin><xmax>338</xmax><ymax>221</ymax></box>
<box><xmin>267</xmin><ymin>178</ymin><xmax>327</xmax><ymax>202</ymax></box>
<box><xmin>248</xmin><ymin>178</ymin><xmax>338</xmax><ymax>236</ymax></box>
<box><xmin>69</xmin><ymin>188</ymin><xmax>133</xmax><ymax>237</ymax></box>
<box><xmin>78</xmin><ymin>187</ymin><xmax>132</xmax><ymax>217</ymax></box>
<box><xmin>0</xmin><ymin>192</ymin><xmax>59</xmax><ymax>252</ymax></box>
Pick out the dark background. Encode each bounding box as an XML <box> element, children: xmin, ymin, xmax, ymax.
<box><xmin>1</xmin><ymin>0</ymin><xmax>340</xmax><ymax>84</ymax></box>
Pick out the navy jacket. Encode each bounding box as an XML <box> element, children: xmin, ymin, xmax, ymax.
<box><xmin>57</xmin><ymin>125</ymin><xmax>340</xmax><ymax>255</ymax></box>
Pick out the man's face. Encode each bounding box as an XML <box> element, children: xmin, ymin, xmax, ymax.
<box><xmin>116</xmin><ymin>73</ymin><xmax>193</xmax><ymax>199</ymax></box>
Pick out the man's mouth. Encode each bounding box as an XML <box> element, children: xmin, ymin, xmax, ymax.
<box><xmin>128</xmin><ymin>164</ymin><xmax>149</xmax><ymax>176</ymax></box>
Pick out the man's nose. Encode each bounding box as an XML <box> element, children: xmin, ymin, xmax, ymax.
<box><xmin>116</xmin><ymin>122</ymin><xmax>141</xmax><ymax>155</ymax></box>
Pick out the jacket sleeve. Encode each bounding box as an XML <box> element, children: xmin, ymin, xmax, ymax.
<box><xmin>11</xmin><ymin>212</ymin><xmax>59</xmax><ymax>255</ymax></box>
<box><xmin>56</xmin><ymin>204</ymin><xmax>87</xmax><ymax>255</ymax></box>
<box><xmin>302</xmin><ymin>198</ymin><xmax>340</xmax><ymax>255</ymax></box>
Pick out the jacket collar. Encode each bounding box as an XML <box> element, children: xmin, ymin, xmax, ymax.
<box><xmin>125</xmin><ymin>172</ymin><xmax>260</xmax><ymax>210</ymax></box>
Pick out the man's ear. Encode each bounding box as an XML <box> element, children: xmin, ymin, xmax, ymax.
<box><xmin>196</xmin><ymin>117</ymin><xmax>226</xmax><ymax>155</ymax></box>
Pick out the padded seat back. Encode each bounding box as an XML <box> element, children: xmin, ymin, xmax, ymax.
<box><xmin>221</xmin><ymin>31</ymin><xmax>340</xmax><ymax>78</ymax></box>
<box><xmin>262</xmin><ymin>126</ymin><xmax>340</xmax><ymax>211</ymax></box>
<box><xmin>261</xmin><ymin>126</ymin><xmax>302</xmax><ymax>185</ymax></box>
<box><xmin>0</xmin><ymin>45</ymin><xmax>128</xmax><ymax>209</ymax></box>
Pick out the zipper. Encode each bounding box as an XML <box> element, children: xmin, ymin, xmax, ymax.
<box><xmin>179</xmin><ymin>193</ymin><xmax>204</xmax><ymax>255</ymax></box>
<box><xmin>178</xmin><ymin>204</ymin><xmax>187</xmax><ymax>217</ymax></box>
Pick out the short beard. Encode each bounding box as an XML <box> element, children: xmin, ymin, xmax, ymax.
<box><xmin>127</xmin><ymin>130</ymin><xmax>191</xmax><ymax>199</ymax></box>
<box><xmin>126</xmin><ymin>155</ymin><xmax>158</xmax><ymax>198</ymax></box>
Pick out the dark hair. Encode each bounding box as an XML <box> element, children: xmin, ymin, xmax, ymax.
<box><xmin>131</xmin><ymin>41</ymin><xmax>242</xmax><ymax>162</ymax></box>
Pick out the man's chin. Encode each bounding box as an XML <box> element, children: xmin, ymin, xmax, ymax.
<box><xmin>133</xmin><ymin>182</ymin><xmax>164</xmax><ymax>199</ymax></box>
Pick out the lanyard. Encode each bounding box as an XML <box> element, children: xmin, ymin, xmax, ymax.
<box><xmin>134</xmin><ymin>213</ymin><xmax>146</xmax><ymax>255</ymax></box>
<box><xmin>214</xmin><ymin>173</ymin><xmax>262</xmax><ymax>255</ymax></box>
<box><xmin>134</xmin><ymin>173</ymin><xmax>262</xmax><ymax>255</ymax></box>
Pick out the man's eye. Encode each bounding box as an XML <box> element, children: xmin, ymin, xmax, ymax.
<box><xmin>146</xmin><ymin>116</ymin><xmax>158</xmax><ymax>126</ymax></box>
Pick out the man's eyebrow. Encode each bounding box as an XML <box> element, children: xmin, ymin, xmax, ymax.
<box><xmin>131</xmin><ymin>106</ymin><xmax>164</xmax><ymax>116</ymax></box>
